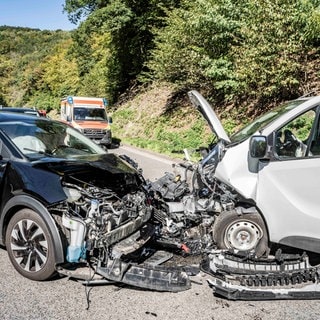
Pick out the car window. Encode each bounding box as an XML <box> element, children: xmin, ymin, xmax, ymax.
<box><xmin>0</xmin><ymin>140</ymin><xmax>11</xmax><ymax>160</ymax></box>
<box><xmin>74</xmin><ymin>107</ymin><xmax>107</xmax><ymax>121</ymax></box>
<box><xmin>0</xmin><ymin>119</ymin><xmax>106</xmax><ymax>160</ymax></box>
<box><xmin>275</xmin><ymin>109</ymin><xmax>316</xmax><ymax>158</ymax></box>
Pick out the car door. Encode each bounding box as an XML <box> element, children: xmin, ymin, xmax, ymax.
<box><xmin>256</xmin><ymin>106</ymin><xmax>320</xmax><ymax>253</ymax></box>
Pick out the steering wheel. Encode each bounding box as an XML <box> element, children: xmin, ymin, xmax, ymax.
<box><xmin>278</xmin><ymin>129</ymin><xmax>307</xmax><ymax>157</ymax></box>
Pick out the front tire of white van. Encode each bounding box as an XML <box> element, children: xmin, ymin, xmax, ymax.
<box><xmin>212</xmin><ymin>210</ymin><xmax>269</xmax><ymax>257</ymax></box>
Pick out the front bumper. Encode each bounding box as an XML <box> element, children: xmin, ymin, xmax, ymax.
<box><xmin>83</xmin><ymin>128</ymin><xmax>112</xmax><ymax>144</ymax></box>
<box><xmin>100</xmin><ymin>129</ymin><xmax>112</xmax><ymax>145</ymax></box>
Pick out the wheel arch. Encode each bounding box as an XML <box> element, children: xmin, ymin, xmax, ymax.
<box><xmin>0</xmin><ymin>195</ymin><xmax>65</xmax><ymax>264</ymax></box>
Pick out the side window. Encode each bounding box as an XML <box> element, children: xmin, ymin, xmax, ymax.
<box><xmin>275</xmin><ymin>109</ymin><xmax>315</xmax><ymax>158</ymax></box>
<box><xmin>0</xmin><ymin>141</ymin><xmax>11</xmax><ymax>160</ymax></box>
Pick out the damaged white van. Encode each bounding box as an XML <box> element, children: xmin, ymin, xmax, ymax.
<box><xmin>150</xmin><ymin>90</ymin><xmax>320</xmax><ymax>299</ymax></box>
<box><xmin>152</xmin><ymin>90</ymin><xmax>320</xmax><ymax>260</ymax></box>
<box><xmin>189</xmin><ymin>90</ymin><xmax>320</xmax><ymax>257</ymax></box>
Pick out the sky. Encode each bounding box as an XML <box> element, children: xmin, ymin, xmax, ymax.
<box><xmin>0</xmin><ymin>0</ymin><xmax>76</xmax><ymax>31</ymax></box>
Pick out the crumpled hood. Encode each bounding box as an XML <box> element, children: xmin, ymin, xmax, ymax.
<box><xmin>35</xmin><ymin>153</ymin><xmax>139</xmax><ymax>176</ymax></box>
<box><xmin>9</xmin><ymin>153</ymin><xmax>143</xmax><ymax>205</ymax></box>
<box><xmin>188</xmin><ymin>90</ymin><xmax>231</xmax><ymax>143</ymax></box>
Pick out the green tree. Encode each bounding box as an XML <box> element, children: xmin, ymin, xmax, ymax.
<box><xmin>232</xmin><ymin>0</ymin><xmax>317</xmax><ymax>106</ymax></box>
<box><xmin>38</xmin><ymin>38</ymin><xmax>80</xmax><ymax>98</ymax></box>
<box><xmin>147</xmin><ymin>0</ymin><xmax>320</xmax><ymax>108</ymax></box>
<box><xmin>146</xmin><ymin>0</ymin><xmax>242</xmax><ymax>101</ymax></box>
<box><xmin>65</xmin><ymin>0</ymin><xmax>181</xmax><ymax>101</ymax></box>
<box><xmin>0</xmin><ymin>27</ymin><xmax>75</xmax><ymax>108</ymax></box>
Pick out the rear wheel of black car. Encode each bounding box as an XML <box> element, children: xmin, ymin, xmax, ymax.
<box><xmin>5</xmin><ymin>209</ymin><xmax>56</xmax><ymax>281</ymax></box>
<box><xmin>212</xmin><ymin>209</ymin><xmax>269</xmax><ymax>257</ymax></box>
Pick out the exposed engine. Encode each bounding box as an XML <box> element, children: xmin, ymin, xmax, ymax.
<box><xmin>58</xmin><ymin>180</ymin><xmax>152</xmax><ymax>263</ymax></box>
<box><xmin>49</xmin><ymin>175</ymin><xmax>190</xmax><ymax>292</ymax></box>
<box><xmin>150</xmin><ymin>144</ymin><xmax>238</xmax><ymax>254</ymax></box>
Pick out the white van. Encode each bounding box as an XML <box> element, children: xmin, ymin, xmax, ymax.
<box><xmin>189</xmin><ymin>90</ymin><xmax>320</xmax><ymax>256</ymax></box>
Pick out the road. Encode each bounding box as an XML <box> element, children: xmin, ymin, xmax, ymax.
<box><xmin>1</xmin><ymin>145</ymin><xmax>320</xmax><ymax>320</ymax></box>
<box><xmin>111</xmin><ymin>144</ymin><xmax>178</xmax><ymax>181</ymax></box>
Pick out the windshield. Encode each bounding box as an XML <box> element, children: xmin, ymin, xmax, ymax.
<box><xmin>73</xmin><ymin>107</ymin><xmax>107</xmax><ymax>121</ymax></box>
<box><xmin>230</xmin><ymin>100</ymin><xmax>306</xmax><ymax>143</ymax></box>
<box><xmin>0</xmin><ymin>119</ymin><xmax>106</xmax><ymax>160</ymax></box>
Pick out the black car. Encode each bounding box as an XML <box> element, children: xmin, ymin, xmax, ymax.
<box><xmin>0</xmin><ymin>112</ymin><xmax>189</xmax><ymax>291</ymax></box>
<box><xmin>0</xmin><ymin>107</ymin><xmax>41</xmax><ymax>117</ymax></box>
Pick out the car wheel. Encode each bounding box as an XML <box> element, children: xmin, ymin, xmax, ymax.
<box><xmin>212</xmin><ymin>210</ymin><xmax>269</xmax><ymax>257</ymax></box>
<box><xmin>5</xmin><ymin>208</ymin><xmax>57</xmax><ymax>281</ymax></box>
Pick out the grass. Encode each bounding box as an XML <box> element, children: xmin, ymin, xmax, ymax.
<box><xmin>111</xmin><ymin>85</ymin><xmax>215</xmax><ymax>158</ymax></box>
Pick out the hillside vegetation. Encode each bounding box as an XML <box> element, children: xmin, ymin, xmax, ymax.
<box><xmin>1</xmin><ymin>0</ymin><xmax>320</xmax><ymax>155</ymax></box>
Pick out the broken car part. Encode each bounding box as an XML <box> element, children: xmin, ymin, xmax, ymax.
<box><xmin>202</xmin><ymin>250</ymin><xmax>320</xmax><ymax>300</ymax></box>
<box><xmin>0</xmin><ymin>113</ymin><xmax>189</xmax><ymax>292</ymax></box>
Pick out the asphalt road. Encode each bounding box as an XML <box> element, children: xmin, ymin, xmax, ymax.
<box><xmin>1</xmin><ymin>145</ymin><xmax>320</xmax><ymax>320</ymax></box>
<box><xmin>110</xmin><ymin>144</ymin><xmax>178</xmax><ymax>181</ymax></box>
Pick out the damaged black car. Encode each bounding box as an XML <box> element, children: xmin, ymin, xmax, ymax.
<box><xmin>0</xmin><ymin>113</ymin><xmax>189</xmax><ymax>292</ymax></box>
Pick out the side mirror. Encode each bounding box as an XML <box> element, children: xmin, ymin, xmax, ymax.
<box><xmin>66</xmin><ymin>115</ymin><xmax>71</xmax><ymax>122</ymax></box>
<box><xmin>250</xmin><ymin>136</ymin><xmax>267</xmax><ymax>158</ymax></box>
<box><xmin>108</xmin><ymin>116</ymin><xmax>113</xmax><ymax>124</ymax></box>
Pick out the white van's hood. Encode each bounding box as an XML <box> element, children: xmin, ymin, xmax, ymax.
<box><xmin>188</xmin><ymin>90</ymin><xmax>231</xmax><ymax>143</ymax></box>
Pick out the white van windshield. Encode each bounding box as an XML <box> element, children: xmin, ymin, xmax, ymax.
<box><xmin>230</xmin><ymin>100</ymin><xmax>305</xmax><ymax>143</ymax></box>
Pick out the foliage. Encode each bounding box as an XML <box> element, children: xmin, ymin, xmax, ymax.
<box><xmin>146</xmin><ymin>0</ymin><xmax>320</xmax><ymax>107</ymax></box>
<box><xmin>231</xmin><ymin>0</ymin><xmax>313</xmax><ymax>104</ymax></box>
<box><xmin>0</xmin><ymin>27</ymin><xmax>78</xmax><ymax>109</ymax></box>
<box><xmin>66</xmin><ymin>0</ymin><xmax>181</xmax><ymax>102</ymax></box>
<box><xmin>2</xmin><ymin>1</ymin><xmax>320</xmax><ymax>155</ymax></box>
<box><xmin>146</xmin><ymin>0</ymin><xmax>241</xmax><ymax>99</ymax></box>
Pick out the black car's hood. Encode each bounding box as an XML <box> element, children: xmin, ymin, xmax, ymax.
<box><xmin>34</xmin><ymin>153</ymin><xmax>139</xmax><ymax>176</ymax></box>
<box><xmin>8</xmin><ymin>153</ymin><xmax>143</xmax><ymax>205</ymax></box>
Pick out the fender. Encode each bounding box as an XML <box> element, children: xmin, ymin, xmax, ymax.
<box><xmin>0</xmin><ymin>195</ymin><xmax>65</xmax><ymax>264</ymax></box>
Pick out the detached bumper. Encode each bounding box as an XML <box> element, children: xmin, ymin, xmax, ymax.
<box><xmin>96</xmin><ymin>259</ymin><xmax>191</xmax><ymax>292</ymax></box>
<box><xmin>208</xmin><ymin>278</ymin><xmax>320</xmax><ymax>300</ymax></box>
<box><xmin>202</xmin><ymin>250</ymin><xmax>320</xmax><ymax>300</ymax></box>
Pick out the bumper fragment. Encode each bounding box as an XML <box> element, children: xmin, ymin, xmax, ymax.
<box><xmin>96</xmin><ymin>258</ymin><xmax>191</xmax><ymax>292</ymax></box>
<box><xmin>202</xmin><ymin>249</ymin><xmax>320</xmax><ymax>300</ymax></box>
<box><xmin>208</xmin><ymin>277</ymin><xmax>320</xmax><ymax>300</ymax></box>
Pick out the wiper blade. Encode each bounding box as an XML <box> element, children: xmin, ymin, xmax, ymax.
<box><xmin>23</xmin><ymin>148</ymin><xmax>53</xmax><ymax>157</ymax></box>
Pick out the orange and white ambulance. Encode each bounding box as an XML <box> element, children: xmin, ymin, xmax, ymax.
<box><xmin>60</xmin><ymin>96</ymin><xmax>112</xmax><ymax>147</ymax></box>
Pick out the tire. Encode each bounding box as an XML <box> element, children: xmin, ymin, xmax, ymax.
<box><xmin>5</xmin><ymin>208</ymin><xmax>57</xmax><ymax>281</ymax></box>
<box><xmin>212</xmin><ymin>209</ymin><xmax>269</xmax><ymax>257</ymax></box>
